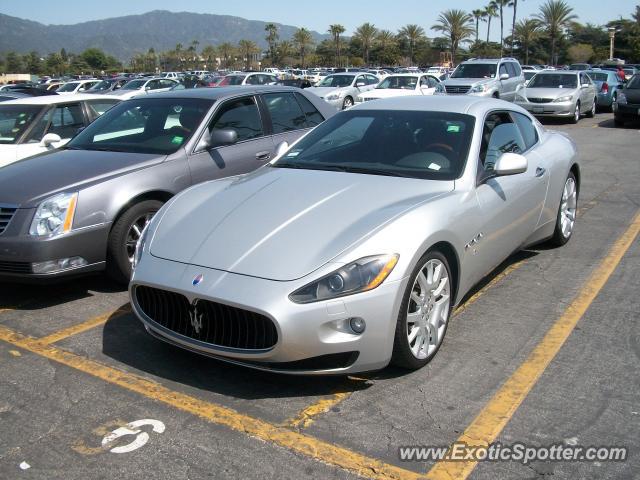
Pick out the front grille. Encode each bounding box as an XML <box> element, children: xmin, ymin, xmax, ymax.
<box><xmin>0</xmin><ymin>205</ymin><xmax>18</xmax><ymax>235</ymax></box>
<box><xmin>135</xmin><ymin>285</ymin><xmax>278</xmax><ymax>350</ymax></box>
<box><xmin>527</xmin><ymin>97</ymin><xmax>553</xmax><ymax>103</ymax></box>
<box><xmin>445</xmin><ymin>85</ymin><xmax>471</xmax><ymax>94</ymax></box>
<box><xmin>0</xmin><ymin>261</ymin><xmax>32</xmax><ymax>274</ymax></box>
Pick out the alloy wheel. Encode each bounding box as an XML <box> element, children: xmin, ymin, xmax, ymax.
<box><xmin>125</xmin><ymin>213</ymin><xmax>154</xmax><ymax>264</ymax></box>
<box><xmin>560</xmin><ymin>176</ymin><xmax>577</xmax><ymax>239</ymax></box>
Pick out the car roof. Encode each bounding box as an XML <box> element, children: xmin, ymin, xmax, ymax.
<box><xmin>351</xmin><ymin>95</ymin><xmax>516</xmax><ymax>115</ymax></box>
<box><xmin>144</xmin><ymin>85</ymin><xmax>314</xmax><ymax>100</ymax></box>
<box><xmin>0</xmin><ymin>93</ymin><xmax>119</xmax><ymax>105</ymax></box>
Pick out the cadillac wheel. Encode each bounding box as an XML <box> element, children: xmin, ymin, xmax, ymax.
<box><xmin>392</xmin><ymin>252</ymin><xmax>452</xmax><ymax>369</ymax></box>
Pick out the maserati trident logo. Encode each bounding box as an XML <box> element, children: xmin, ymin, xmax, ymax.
<box><xmin>188</xmin><ymin>299</ymin><xmax>204</xmax><ymax>334</ymax></box>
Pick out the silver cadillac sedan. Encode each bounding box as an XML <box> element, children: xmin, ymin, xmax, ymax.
<box><xmin>130</xmin><ymin>96</ymin><xmax>579</xmax><ymax>374</ymax></box>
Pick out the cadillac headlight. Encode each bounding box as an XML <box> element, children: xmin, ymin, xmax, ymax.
<box><xmin>289</xmin><ymin>254</ymin><xmax>399</xmax><ymax>304</ymax></box>
<box><xmin>616</xmin><ymin>92</ymin><xmax>627</xmax><ymax>105</ymax></box>
<box><xmin>469</xmin><ymin>84</ymin><xmax>489</xmax><ymax>93</ymax></box>
<box><xmin>554</xmin><ymin>95</ymin><xmax>573</xmax><ymax>103</ymax></box>
<box><xmin>29</xmin><ymin>192</ymin><xmax>78</xmax><ymax>237</ymax></box>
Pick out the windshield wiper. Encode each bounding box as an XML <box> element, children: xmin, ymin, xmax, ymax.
<box><xmin>271</xmin><ymin>161</ymin><xmax>306</xmax><ymax>169</ymax></box>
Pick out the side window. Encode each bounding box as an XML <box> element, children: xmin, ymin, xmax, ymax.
<box><xmin>159</xmin><ymin>80</ymin><xmax>174</xmax><ymax>89</ymax></box>
<box><xmin>366</xmin><ymin>75</ymin><xmax>378</xmax><ymax>85</ymax></box>
<box><xmin>511</xmin><ymin>112</ymin><xmax>539</xmax><ymax>151</ymax></box>
<box><xmin>246</xmin><ymin>75</ymin><xmax>261</xmax><ymax>85</ymax></box>
<box><xmin>505</xmin><ymin>63</ymin><xmax>517</xmax><ymax>78</ymax></box>
<box><xmin>499</xmin><ymin>63</ymin><xmax>509</xmax><ymax>77</ymax></box>
<box><xmin>355</xmin><ymin>75</ymin><xmax>366</xmax><ymax>86</ymax></box>
<box><xmin>47</xmin><ymin>103</ymin><xmax>84</xmax><ymax>138</ymax></box>
<box><xmin>263</xmin><ymin>92</ymin><xmax>307</xmax><ymax>134</ymax></box>
<box><xmin>209</xmin><ymin>97</ymin><xmax>263</xmax><ymax>142</ymax></box>
<box><xmin>85</xmin><ymin>100</ymin><xmax>118</xmax><ymax>118</ymax></box>
<box><xmin>427</xmin><ymin>77</ymin><xmax>439</xmax><ymax>88</ymax></box>
<box><xmin>479</xmin><ymin>112</ymin><xmax>525</xmax><ymax>171</ymax></box>
<box><xmin>512</xmin><ymin>63</ymin><xmax>521</xmax><ymax>76</ymax></box>
<box><xmin>294</xmin><ymin>93</ymin><xmax>325</xmax><ymax>127</ymax></box>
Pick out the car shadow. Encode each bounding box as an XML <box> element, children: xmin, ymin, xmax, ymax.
<box><xmin>598</xmin><ymin>118</ymin><xmax>640</xmax><ymax>129</ymax></box>
<box><xmin>101</xmin><ymin>307</ymin><xmax>372</xmax><ymax>400</ymax></box>
<box><xmin>0</xmin><ymin>274</ymin><xmax>125</xmax><ymax>311</ymax></box>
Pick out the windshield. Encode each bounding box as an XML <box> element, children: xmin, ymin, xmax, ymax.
<box><xmin>0</xmin><ymin>105</ymin><xmax>44</xmax><ymax>144</ymax></box>
<box><xmin>272</xmin><ymin>110</ymin><xmax>474</xmax><ymax>180</ymax></box>
<box><xmin>122</xmin><ymin>80</ymin><xmax>146</xmax><ymax>90</ymax></box>
<box><xmin>88</xmin><ymin>80</ymin><xmax>113</xmax><ymax>92</ymax></box>
<box><xmin>627</xmin><ymin>76</ymin><xmax>640</xmax><ymax>89</ymax></box>
<box><xmin>67</xmin><ymin>98</ymin><xmax>213</xmax><ymax>155</ymax></box>
<box><xmin>317</xmin><ymin>75</ymin><xmax>355</xmax><ymax>88</ymax></box>
<box><xmin>528</xmin><ymin>74</ymin><xmax>577</xmax><ymax>89</ymax></box>
<box><xmin>451</xmin><ymin>64</ymin><xmax>496</xmax><ymax>79</ymax></box>
<box><xmin>57</xmin><ymin>82</ymin><xmax>80</xmax><ymax>92</ymax></box>
<box><xmin>377</xmin><ymin>76</ymin><xmax>418</xmax><ymax>90</ymax></box>
<box><xmin>524</xmin><ymin>71</ymin><xmax>537</xmax><ymax>81</ymax></box>
<box><xmin>587</xmin><ymin>72</ymin><xmax>608</xmax><ymax>82</ymax></box>
<box><xmin>570</xmin><ymin>64</ymin><xmax>589</xmax><ymax>71</ymax></box>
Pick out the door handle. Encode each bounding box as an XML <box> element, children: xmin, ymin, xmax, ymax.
<box><xmin>535</xmin><ymin>167</ymin><xmax>546</xmax><ymax>177</ymax></box>
<box><xmin>255</xmin><ymin>151</ymin><xmax>271</xmax><ymax>161</ymax></box>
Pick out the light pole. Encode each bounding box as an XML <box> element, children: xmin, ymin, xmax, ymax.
<box><xmin>608</xmin><ymin>27</ymin><xmax>616</xmax><ymax>61</ymax></box>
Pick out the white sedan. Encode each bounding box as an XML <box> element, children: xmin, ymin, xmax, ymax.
<box><xmin>56</xmin><ymin>79</ymin><xmax>100</xmax><ymax>95</ymax></box>
<box><xmin>356</xmin><ymin>74</ymin><xmax>441</xmax><ymax>104</ymax></box>
<box><xmin>104</xmin><ymin>78</ymin><xmax>179</xmax><ymax>100</ymax></box>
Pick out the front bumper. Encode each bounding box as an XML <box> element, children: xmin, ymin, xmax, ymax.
<box><xmin>319</xmin><ymin>97</ymin><xmax>344</xmax><ymax>110</ymax></box>
<box><xmin>130</xmin><ymin>254</ymin><xmax>408</xmax><ymax>375</ymax></box>
<box><xmin>612</xmin><ymin>102</ymin><xmax>640</xmax><ymax>119</ymax></box>
<box><xmin>515</xmin><ymin>100</ymin><xmax>576</xmax><ymax>117</ymax></box>
<box><xmin>0</xmin><ymin>209</ymin><xmax>110</xmax><ymax>282</ymax></box>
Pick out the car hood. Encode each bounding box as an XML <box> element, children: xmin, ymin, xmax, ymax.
<box><xmin>309</xmin><ymin>86</ymin><xmax>350</xmax><ymax>97</ymax></box>
<box><xmin>150</xmin><ymin>167</ymin><xmax>454</xmax><ymax>281</ymax></box>
<box><xmin>0</xmin><ymin>149</ymin><xmax>164</xmax><ymax>207</ymax></box>
<box><xmin>360</xmin><ymin>89</ymin><xmax>416</xmax><ymax>99</ymax></box>
<box><xmin>524</xmin><ymin>87</ymin><xmax>577</xmax><ymax>99</ymax></box>
<box><xmin>0</xmin><ymin>144</ymin><xmax>17</xmax><ymax>168</ymax></box>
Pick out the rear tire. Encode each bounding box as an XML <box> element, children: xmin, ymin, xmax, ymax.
<box><xmin>391</xmin><ymin>251</ymin><xmax>452</xmax><ymax>370</ymax></box>
<box><xmin>106</xmin><ymin>200</ymin><xmax>163</xmax><ymax>284</ymax></box>
<box><xmin>549</xmin><ymin>172</ymin><xmax>578</xmax><ymax>247</ymax></box>
<box><xmin>342</xmin><ymin>96</ymin><xmax>353</xmax><ymax>109</ymax></box>
<box><xmin>586</xmin><ymin>98</ymin><xmax>596</xmax><ymax>118</ymax></box>
<box><xmin>613</xmin><ymin>115</ymin><xmax>625</xmax><ymax>127</ymax></box>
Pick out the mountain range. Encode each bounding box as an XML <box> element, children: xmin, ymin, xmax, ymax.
<box><xmin>0</xmin><ymin>10</ymin><xmax>329</xmax><ymax>61</ymax></box>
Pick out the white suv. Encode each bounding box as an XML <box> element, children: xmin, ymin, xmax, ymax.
<box><xmin>440</xmin><ymin>57</ymin><xmax>525</xmax><ymax>101</ymax></box>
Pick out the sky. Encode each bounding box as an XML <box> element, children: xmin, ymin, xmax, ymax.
<box><xmin>0</xmin><ymin>0</ymin><xmax>636</xmax><ymax>41</ymax></box>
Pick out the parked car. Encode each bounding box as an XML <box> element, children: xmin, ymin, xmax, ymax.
<box><xmin>129</xmin><ymin>95</ymin><xmax>579</xmax><ymax>374</ymax></box>
<box><xmin>56</xmin><ymin>80</ymin><xmax>101</xmax><ymax>95</ymax></box>
<box><xmin>309</xmin><ymin>72</ymin><xmax>380</xmax><ymax>109</ymax></box>
<box><xmin>355</xmin><ymin>74</ymin><xmax>440</xmax><ymax>104</ymax></box>
<box><xmin>276</xmin><ymin>79</ymin><xmax>313</xmax><ymax>89</ymax></box>
<box><xmin>522</xmin><ymin>67</ymin><xmax>539</xmax><ymax>84</ymax></box>
<box><xmin>613</xmin><ymin>74</ymin><xmax>640</xmax><ymax>127</ymax></box>
<box><xmin>514</xmin><ymin>71</ymin><xmax>597</xmax><ymax>123</ymax></box>
<box><xmin>569</xmin><ymin>63</ymin><xmax>591</xmax><ymax>71</ymax></box>
<box><xmin>0</xmin><ymin>94</ymin><xmax>121</xmax><ymax>168</ymax></box>
<box><xmin>440</xmin><ymin>57</ymin><xmax>525</xmax><ymax>101</ymax></box>
<box><xmin>86</xmin><ymin>77</ymin><xmax>129</xmax><ymax>93</ymax></box>
<box><xmin>216</xmin><ymin>73</ymin><xmax>278</xmax><ymax>87</ymax></box>
<box><xmin>201</xmin><ymin>75</ymin><xmax>225</xmax><ymax>87</ymax></box>
<box><xmin>305</xmin><ymin>70</ymin><xmax>329</xmax><ymax>85</ymax></box>
<box><xmin>585</xmin><ymin>70</ymin><xmax>625</xmax><ymax>111</ymax></box>
<box><xmin>0</xmin><ymin>86</ymin><xmax>334</xmax><ymax>283</ymax></box>
<box><xmin>105</xmin><ymin>78</ymin><xmax>179</xmax><ymax>100</ymax></box>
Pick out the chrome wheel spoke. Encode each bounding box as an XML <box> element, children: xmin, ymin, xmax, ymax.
<box><xmin>408</xmin><ymin>325</ymin><xmax>420</xmax><ymax>343</ymax></box>
<box><xmin>406</xmin><ymin>311</ymin><xmax>421</xmax><ymax>325</ymax></box>
<box><xmin>432</xmin><ymin>276</ymin><xmax>448</xmax><ymax>297</ymax></box>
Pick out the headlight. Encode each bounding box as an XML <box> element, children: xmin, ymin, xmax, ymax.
<box><xmin>554</xmin><ymin>95</ymin><xmax>574</xmax><ymax>103</ymax></box>
<box><xmin>325</xmin><ymin>92</ymin><xmax>343</xmax><ymax>101</ymax></box>
<box><xmin>132</xmin><ymin>222</ymin><xmax>150</xmax><ymax>270</ymax></box>
<box><xmin>469</xmin><ymin>84</ymin><xmax>489</xmax><ymax>93</ymax></box>
<box><xmin>29</xmin><ymin>192</ymin><xmax>78</xmax><ymax>237</ymax></box>
<box><xmin>616</xmin><ymin>92</ymin><xmax>627</xmax><ymax>104</ymax></box>
<box><xmin>289</xmin><ymin>254</ymin><xmax>399</xmax><ymax>304</ymax></box>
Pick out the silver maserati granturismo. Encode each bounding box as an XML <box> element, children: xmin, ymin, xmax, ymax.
<box><xmin>129</xmin><ymin>96</ymin><xmax>579</xmax><ymax>374</ymax></box>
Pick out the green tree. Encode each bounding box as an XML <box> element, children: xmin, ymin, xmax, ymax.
<box><xmin>45</xmin><ymin>53</ymin><xmax>65</xmax><ymax>75</ymax></box>
<box><xmin>218</xmin><ymin>42</ymin><xmax>235</xmax><ymax>69</ymax></box>
<box><xmin>493</xmin><ymin>0</ymin><xmax>511</xmax><ymax>56</ymax></box>
<box><xmin>278</xmin><ymin>40</ymin><xmax>295</xmax><ymax>65</ymax></box>
<box><xmin>484</xmin><ymin>2</ymin><xmax>498</xmax><ymax>43</ymax></box>
<box><xmin>80</xmin><ymin>48</ymin><xmax>108</xmax><ymax>70</ymax></box>
<box><xmin>432</xmin><ymin>10</ymin><xmax>475</xmax><ymax>64</ymax></box>
<box><xmin>328</xmin><ymin>24</ymin><xmax>346</xmax><ymax>66</ymax></box>
<box><xmin>354</xmin><ymin>23</ymin><xmax>378</xmax><ymax>65</ymax></box>
<box><xmin>509</xmin><ymin>0</ymin><xmax>519</xmax><ymax>56</ymax></box>
<box><xmin>5</xmin><ymin>52</ymin><xmax>23</xmax><ymax>72</ymax></box>
<box><xmin>472</xmin><ymin>9</ymin><xmax>486</xmax><ymax>43</ymax></box>
<box><xmin>513</xmin><ymin>19</ymin><xmax>541</xmax><ymax>64</ymax></box>
<box><xmin>201</xmin><ymin>45</ymin><xmax>217</xmax><ymax>70</ymax></box>
<box><xmin>567</xmin><ymin>43</ymin><xmax>594</xmax><ymax>63</ymax></box>
<box><xmin>237</xmin><ymin>39</ymin><xmax>260</xmax><ymax>70</ymax></box>
<box><xmin>398</xmin><ymin>24</ymin><xmax>425</xmax><ymax>65</ymax></box>
<box><xmin>535</xmin><ymin>0</ymin><xmax>578</xmax><ymax>64</ymax></box>
<box><xmin>293</xmin><ymin>28</ymin><xmax>314</xmax><ymax>68</ymax></box>
<box><xmin>265</xmin><ymin>23</ymin><xmax>279</xmax><ymax>63</ymax></box>
<box><xmin>374</xmin><ymin>30</ymin><xmax>400</xmax><ymax>65</ymax></box>
<box><xmin>25</xmin><ymin>51</ymin><xmax>43</xmax><ymax>74</ymax></box>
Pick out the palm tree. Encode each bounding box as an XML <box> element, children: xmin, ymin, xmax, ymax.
<box><xmin>264</xmin><ymin>23</ymin><xmax>279</xmax><ymax>63</ymax></box>
<box><xmin>494</xmin><ymin>0</ymin><xmax>511</xmax><ymax>56</ymax></box>
<box><xmin>278</xmin><ymin>40</ymin><xmax>294</xmax><ymax>63</ymax></box>
<box><xmin>513</xmin><ymin>19</ymin><xmax>540</xmax><ymax>64</ymax></box>
<box><xmin>328</xmin><ymin>24</ymin><xmax>346</xmax><ymax>67</ymax></box>
<box><xmin>398</xmin><ymin>24</ymin><xmax>425</xmax><ymax>66</ymax></box>
<box><xmin>201</xmin><ymin>45</ymin><xmax>217</xmax><ymax>70</ymax></box>
<box><xmin>509</xmin><ymin>0</ymin><xmax>518</xmax><ymax>56</ymax></box>
<box><xmin>472</xmin><ymin>9</ymin><xmax>486</xmax><ymax>43</ymax></box>
<box><xmin>432</xmin><ymin>9</ymin><xmax>475</xmax><ymax>65</ymax></box>
<box><xmin>354</xmin><ymin>23</ymin><xmax>378</xmax><ymax>65</ymax></box>
<box><xmin>535</xmin><ymin>0</ymin><xmax>577</xmax><ymax>65</ymax></box>
<box><xmin>238</xmin><ymin>39</ymin><xmax>259</xmax><ymax>70</ymax></box>
<box><xmin>293</xmin><ymin>28</ymin><xmax>314</xmax><ymax>68</ymax></box>
<box><xmin>218</xmin><ymin>42</ymin><xmax>234</xmax><ymax>69</ymax></box>
<box><xmin>484</xmin><ymin>3</ymin><xmax>498</xmax><ymax>43</ymax></box>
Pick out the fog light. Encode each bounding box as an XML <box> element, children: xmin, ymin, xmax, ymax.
<box><xmin>32</xmin><ymin>256</ymin><xmax>88</xmax><ymax>274</ymax></box>
<box><xmin>349</xmin><ymin>317</ymin><xmax>366</xmax><ymax>334</ymax></box>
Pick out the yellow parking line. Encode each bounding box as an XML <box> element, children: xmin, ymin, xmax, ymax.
<box><xmin>426</xmin><ymin>210</ymin><xmax>640</xmax><ymax>480</ymax></box>
<box><xmin>285</xmin><ymin>392</ymin><xmax>352</xmax><ymax>429</ymax></box>
<box><xmin>38</xmin><ymin>306</ymin><xmax>130</xmax><ymax>345</ymax></box>
<box><xmin>0</xmin><ymin>326</ymin><xmax>426</xmax><ymax>480</ymax></box>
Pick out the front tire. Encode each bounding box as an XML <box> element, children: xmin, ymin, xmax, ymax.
<box><xmin>106</xmin><ymin>200</ymin><xmax>163</xmax><ymax>284</ymax></box>
<box><xmin>570</xmin><ymin>102</ymin><xmax>580</xmax><ymax>124</ymax></box>
<box><xmin>391</xmin><ymin>251</ymin><xmax>452</xmax><ymax>369</ymax></box>
<box><xmin>342</xmin><ymin>96</ymin><xmax>353</xmax><ymax>109</ymax></box>
<box><xmin>549</xmin><ymin>172</ymin><xmax>578</xmax><ymax>247</ymax></box>
<box><xmin>586</xmin><ymin>98</ymin><xmax>596</xmax><ymax>118</ymax></box>
<box><xmin>613</xmin><ymin>115</ymin><xmax>625</xmax><ymax>127</ymax></box>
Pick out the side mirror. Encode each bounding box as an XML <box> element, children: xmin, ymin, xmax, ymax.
<box><xmin>494</xmin><ymin>152</ymin><xmax>527</xmax><ymax>176</ymax></box>
<box><xmin>41</xmin><ymin>133</ymin><xmax>62</xmax><ymax>147</ymax></box>
<box><xmin>209</xmin><ymin>128</ymin><xmax>238</xmax><ymax>148</ymax></box>
<box><xmin>500</xmin><ymin>73</ymin><xmax>510</xmax><ymax>80</ymax></box>
<box><xmin>274</xmin><ymin>141</ymin><xmax>289</xmax><ymax>158</ymax></box>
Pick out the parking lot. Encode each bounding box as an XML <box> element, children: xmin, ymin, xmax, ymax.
<box><xmin>0</xmin><ymin>111</ymin><xmax>638</xmax><ymax>479</ymax></box>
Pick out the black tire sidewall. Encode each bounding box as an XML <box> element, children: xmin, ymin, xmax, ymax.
<box><xmin>391</xmin><ymin>250</ymin><xmax>452</xmax><ymax>370</ymax></box>
<box><xmin>342</xmin><ymin>97</ymin><xmax>353</xmax><ymax>109</ymax></box>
